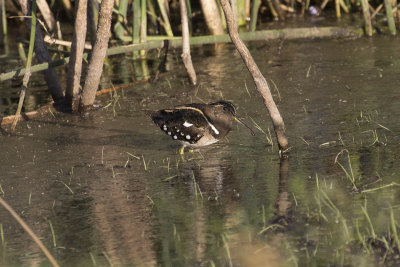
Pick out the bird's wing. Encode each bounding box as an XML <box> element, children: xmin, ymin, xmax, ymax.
<box><xmin>151</xmin><ymin>107</ymin><xmax>208</xmax><ymax>144</ymax></box>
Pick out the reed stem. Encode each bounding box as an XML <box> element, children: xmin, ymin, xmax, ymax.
<box><xmin>361</xmin><ymin>0</ymin><xmax>373</xmax><ymax>36</ymax></box>
<box><xmin>11</xmin><ymin>0</ymin><xmax>37</xmax><ymax>132</ymax></box>
<box><xmin>384</xmin><ymin>0</ymin><xmax>397</xmax><ymax>35</ymax></box>
<box><xmin>133</xmin><ymin>0</ymin><xmax>140</xmax><ymax>58</ymax></box>
<box><xmin>250</xmin><ymin>0</ymin><xmax>259</xmax><ymax>31</ymax></box>
<box><xmin>1</xmin><ymin>0</ymin><xmax>6</xmax><ymax>35</ymax></box>
<box><xmin>157</xmin><ymin>0</ymin><xmax>174</xmax><ymax>37</ymax></box>
<box><xmin>140</xmin><ymin>0</ymin><xmax>147</xmax><ymax>58</ymax></box>
<box><xmin>0</xmin><ymin>197</ymin><xmax>59</xmax><ymax>267</ymax></box>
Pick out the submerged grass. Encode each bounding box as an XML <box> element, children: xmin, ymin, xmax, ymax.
<box><xmin>57</xmin><ymin>180</ymin><xmax>74</xmax><ymax>194</ymax></box>
<box><xmin>102</xmin><ymin>251</ymin><xmax>113</xmax><ymax>266</ymax></box>
<box><xmin>390</xmin><ymin>207</ymin><xmax>400</xmax><ymax>253</ymax></box>
<box><xmin>48</xmin><ymin>220</ymin><xmax>57</xmax><ymax>248</ymax></box>
<box><xmin>89</xmin><ymin>252</ymin><xmax>97</xmax><ymax>266</ymax></box>
<box><xmin>319</xmin><ymin>190</ymin><xmax>350</xmax><ymax>239</ymax></box>
<box><xmin>258</xmin><ymin>224</ymin><xmax>284</xmax><ymax>235</ymax></box>
<box><xmin>309</xmin><ymin>172</ymin><xmax>400</xmax><ymax>264</ymax></box>
<box><xmin>243</xmin><ymin>80</ymin><xmax>251</xmax><ymax>98</ymax></box>
<box><xmin>249</xmin><ymin>116</ymin><xmax>273</xmax><ymax>146</ymax></box>
<box><xmin>361</xmin><ymin>206</ymin><xmax>376</xmax><ymax>240</ymax></box>
<box><xmin>192</xmin><ymin>171</ymin><xmax>203</xmax><ymax>200</ymax></box>
<box><xmin>221</xmin><ymin>234</ymin><xmax>233</xmax><ymax>267</ymax></box>
<box><xmin>142</xmin><ymin>155</ymin><xmax>149</xmax><ymax>170</ymax></box>
<box><xmin>361</xmin><ymin>182</ymin><xmax>400</xmax><ymax>193</ymax></box>
<box><xmin>334</xmin><ymin>149</ymin><xmax>357</xmax><ymax>190</ymax></box>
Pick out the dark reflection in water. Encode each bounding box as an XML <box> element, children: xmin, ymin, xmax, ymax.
<box><xmin>273</xmin><ymin>157</ymin><xmax>292</xmax><ymax>225</ymax></box>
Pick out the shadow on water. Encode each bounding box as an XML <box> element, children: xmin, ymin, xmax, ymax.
<box><xmin>0</xmin><ymin>34</ymin><xmax>400</xmax><ymax>266</ymax></box>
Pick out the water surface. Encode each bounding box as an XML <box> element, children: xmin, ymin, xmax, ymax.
<box><xmin>0</xmin><ymin>35</ymin><xmax>400</xmax><ymax>266</ymax></box>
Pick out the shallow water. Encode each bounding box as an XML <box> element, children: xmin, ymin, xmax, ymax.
<box><xmin>0</xmin><ymin>34</ymin><xmax>400</xmax><ymax>266</ymax></box>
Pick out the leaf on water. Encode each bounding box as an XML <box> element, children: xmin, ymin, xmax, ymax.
<box><xmin>162</xmin><ymin>175</ymin><xmax>178</xmax><ymax>181</ymax></box>
<box><xmin>376</xmin><ymin>123</ymin><xmax>391</xmax><ymax>132</ymax></box>
<box><xmin>126</xmin><ymin>152</ymin><xmax>141</xmax><ymax>160</ymax></box>
<box><xmin>319</xmin><ymin>141</ymin><xmax>336</xmax><ymax>147</ymax></box>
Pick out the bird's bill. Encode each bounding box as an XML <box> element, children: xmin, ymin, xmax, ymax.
<box><xmin>234</xmin><ymin>117</ymin><xmax>256</xmax><ymax>136</ymax></box>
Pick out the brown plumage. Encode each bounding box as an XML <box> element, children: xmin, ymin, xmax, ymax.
<box><xmin>146</xmin><ymin>101</ymin><xmax>238</xmax><ymax>149</ymax></box>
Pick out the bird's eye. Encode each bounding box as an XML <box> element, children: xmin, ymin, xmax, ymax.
<box><xmin>223</xmin><ymin>106</ymin><xmax>228</xmax><ymax>111</ymax></box>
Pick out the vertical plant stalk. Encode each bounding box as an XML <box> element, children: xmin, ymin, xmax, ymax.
<box><xmin>179</xmin><ymin>0</ymin><xmax>197</xmax><ymax>85</ymax></box>
<box><xmin>219</xmin><ymin>0</ymin><xmax>289</xmax><ymax>151</ymax></box>
<box><xmin>335</xmin><ymin>0</ymin><xmax>341</xmax><ymax>18</ymax></box>
<box><xmin>18</xmin><ymin>43</ymin><xmax>27</xmax><ymax>64</ymax></box>
<box><xmin>185</xmin><ymin>0</ymin><xmax>192</xmax><ymax>35</ymax></box>
<box><xmin>235</xmin><ymin>0</ymin><xmax>247</xmax><ymax>26</ymax></box>
<box><xmin>272</xmin><ymin>0</ymin><xmax>285</xmax><ymax>20</ymax></box>
<box><xmin>87</xmin><ymin>0</ymin><xmax>98</xmax><ymax>48</ymax></box>
<box><xmin>11</xmin><ymin>0</ymin><xmax>37</xmax><ymax>132</ymax></box>
<box><xmin>140</xmin><ymin>0</ymin><xmax>147</xmax><ymax>58</ymax></box>
<box><xmin>157</xmin><ymin>0</ymin><xmax>174</xmax><ymax>37</ymax></box>
<box><xmin>1</xmin><ymin>0</ymin><xmax>7</xmax><ymax>35</ymax></box>
<box><xmin>37</xmin><ymin>0</ymin><xmax>63</xmax><ymax>43</ymax></box>
<box><xmin>0</xmin><ymin>197</ymin><xmax>59</xmax><ymax>267</ymax></box>
<box><xmin>339</xmin><ymin>0</ymin><xmax>349</xmax><ymax>13</ymax></box>
<box><xmin>250</xmin><ymin>0</ymin><xmax>259</xmax><ymax>32</ymax></box>
<box><xmin>200</xmin><ymin>0</ymin><xmax>224</xmax><ymax>35</ymax></box>
<box><xmin>397</xmin><ymin>4</ymin><xmax>400</xmax><ymax>28</ymax></box>
<box><xmin>305</xmin><ymin>0</ymin><xmax>310</xmax><ymax>10</ymax></box>
<box><xmin>18</xmin><ymin>0</ymin><xmax>65</xmax><ymax>107</ymax></box>
<box><xmin>384</xmin><ymin>0</ymin><xmax>396</xmax><ymax>35</ymax></box>
<box><xmin>65</xmin><ymin>0</ymin><xmax>88</xmax><ymax>111</ymax></box>
<box><xmin>1</xmin><ymin>0</ymin><xmax>6</xmax><ymax>56</ymax></box>
<box><xmin>79</xmin><ymin>0</ymin><xmax>114</xmax><ymax>111</ymax></box>
<box><xmin>146</xmin><ymin>0</ymin><xmax>157</xmax><ymax>30</ymax></box>
<box><xmin>114</xmin><ymin>0</ymin><xmax>129</xmax><ymax>40</ymax></box>
<box><xmin>361</xmin><ymin>0</ymin><xmax>373</xmax><ymax>36</ymax></box>
<box><xmin>133</xmin><ymin>0</ymin><xmax>140</xmax><ymax>58</ymax></box>
<box><xmin>266</xmin><ymin>0</ymin><xmax>279</xmax><ymax>19</ymax></box>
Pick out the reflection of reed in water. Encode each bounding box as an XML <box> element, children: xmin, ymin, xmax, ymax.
<box><xmin>88</xmin><ymin>167</ymin><xmax>156</xmax><ymax>266</ymax></box>
<box><xmin>173</xmin><ymin>149</ymin><xmax>245</xmax><ymax>265</ymax></box>
<box><xmin>246</xmin><ymin>157</ymin><xmax>292</xmax><ymax>267</ymax></box>
<box><xmin>180</xmin><ymin>151</ymin><xmax>288</xmax><ymax>266</ymax></box>
<box><xmin>273</xmin><ymin>157</ymin><xmax>293</xmax><ymax>225</ymax></box>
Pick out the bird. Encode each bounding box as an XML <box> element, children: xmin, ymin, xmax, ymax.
<box><xmin>145</xmin><ymin>101</ymin><xmax>255</xmax><ymax>154</ymax></box>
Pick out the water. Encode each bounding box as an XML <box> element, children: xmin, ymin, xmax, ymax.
<box><xmin>0</xmin><ymin>35</ymin><xmax>399</xmax><ymax>266</ymax></box>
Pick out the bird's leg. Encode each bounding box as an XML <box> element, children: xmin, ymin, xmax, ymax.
<box><xmin>179</xmin><ymin>146</ymin><xmax>185</xmax><ymax>155</ymax></box>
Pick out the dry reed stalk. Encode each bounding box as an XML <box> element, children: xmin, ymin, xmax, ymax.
<box><xmin>371</xmin><ymin>3</ymin><xmax>383</xmax><ymax>19</ymax></box>
<box><xmin>384</xmin><ymin>0</ymin><xmax>397</xmax><ymax>35</ymax></box>
<box><xmin>361</xmin><ymin>0</ymin><xmax>373</xmax><ymax>36</ymax></box>
<box><xmin>219</xmin><ymin>0</ymin><xmax>289</xmax><ymax>151</ymax></box>
<box><xmin>0</xmin><ymin>197</ymin><xmax>59</xmax><ymax>267</ymax></box>
<box><xmin>180</xmin><ymin>0</ymin><xmax>197</xmax><ymax>85</ymax></box>
<box><xmin>44</xmin><ymin>35</ymin><xmax>92</xmax><ymax>49</ymax></box>
<box><xmin>65</xmin><ymin>0</ymin><xmax>88</xmax><ymax>111</ymax></box>
<box><xmin>200</xmin><ymin>0</ymin><xmax>224</xmax><ymax>35</ymax></box>
<box><xmin>335</xmin><ymin>0</ymin><xmax>341</xmax><ymax>18</ymax></box>
<box><xmin>80</xmin><ymin>0</ymin><xmax>114</xmax><ymax>110</ymax></box>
